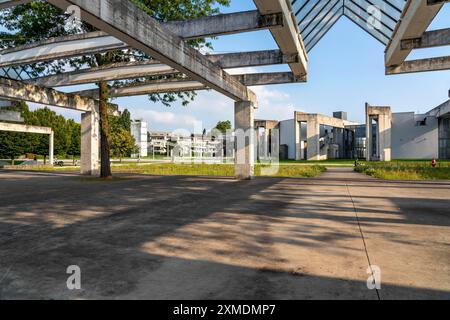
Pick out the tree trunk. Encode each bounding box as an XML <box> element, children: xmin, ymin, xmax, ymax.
<box><xmin>99</xmin><ymin>81</ymin><xmax>112</xmax><ymax>179</ymax></box>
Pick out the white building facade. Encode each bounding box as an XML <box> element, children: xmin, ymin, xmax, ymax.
<box><xmin>131</xmin><ymin>120</ymin><xmax>148</xmax><ymax>158</ymax></box>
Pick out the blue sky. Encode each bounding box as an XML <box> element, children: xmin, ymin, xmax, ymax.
<box><xmin>41</xmin><ymin>1</ymin><xmax>450</xmax><ymax>132</ymax></box>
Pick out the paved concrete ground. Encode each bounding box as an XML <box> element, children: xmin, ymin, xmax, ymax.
<box><xmin>0</xmin><ymin>168</ymin><xmax>449</xmax><ymax>300</ymax></box>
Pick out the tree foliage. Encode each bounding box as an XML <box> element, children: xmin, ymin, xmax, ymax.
<box><xmin>109</xmin><ymin>108</ymin><xmax>138</xmax><ymax>161</ymax></box>
<box><xmin>0</xmin><ymin>0</ymin><xmax>231</xmax><ymax>105</ymax></box>
<box><xmin>0</xmin><ymin>102</ymin><xmax>81</xmax><ymax>163</ymax></box>
<box><xmin>215</xmin><ymin>120</ymin><xmax>232</xmax><ymax>133</ymax></box>
<box><xmin>110</xmin><ymin>128</ymin><xmax>138</xmax><ymax>162</ymax></box>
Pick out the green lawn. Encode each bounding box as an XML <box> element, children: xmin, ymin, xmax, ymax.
<box><xmin>355</xmin><ymin>161</ymin><xmax>450</xmax><ymax>181</ymax></box>
<box><xmin>113</xmin><ymin>163</ymin><xmax>327</xmax><ymax>178</ymax></box>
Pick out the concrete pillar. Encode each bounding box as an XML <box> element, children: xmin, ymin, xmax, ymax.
<box><xmin>366</xmin><ymin>120</ymin><xmax>372</xmax><ymax>161</ymax></box>
<box><xmin>379</xmin><ymin>114</ymin><xmax>392</xmax><ymax>161</ymax></box>
<box><xmin>255</xmin><ymin>127</ymin><xmax>260</xmax><ymax>161</ymax></box>
<box><xmin>49</xmin><ymin>131</ymin><xmax>54</xmax><ymax>166</ymax></box>
<box><xmin>295</xmin><ymin>119</ymin><xmax>302</xmax><ymax>160</ymax></box>
<box><xmin>235</xmin><ymin>101</ymin><xmax>255</xmax><ymax>180</ymax></box>
<box><xmin>81</xmin><ymin>110</ymin><xmax>100</xmax><ymax>176</ymax></box>
<box><xmin>307</xmin><ymin>120</ymin><xmax>320</xmax><ymax>161</ymax></box>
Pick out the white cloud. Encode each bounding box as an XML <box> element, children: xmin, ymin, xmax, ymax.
<box><xmin>133</xmin><ymin>108</ymin><xmax>203</xmax><ymax>130</ymax></box>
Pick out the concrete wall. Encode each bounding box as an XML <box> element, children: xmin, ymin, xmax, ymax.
<box><xmin>131</xmin><ymin>121</ymin><xmax>148</xmax><ymax>157</ymax></box>
<box><xmin>279</xmin><ymin>119</ymin><xmax>295</xmax><ymax>160</ymax></box>
<box><xmin>392</xmin><ymin>112</ymin><xmax>439</xmax><ymax>159</ymax></box>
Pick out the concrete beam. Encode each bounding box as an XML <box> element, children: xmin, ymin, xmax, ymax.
<box><xmin>0</xmin><ymin>77</ymin><xmax>116</xmax><ymax>113</ymax></box>
<box><xmin>234</xmin><ymin>72</ymin><xmax>306</xmax><ymax>86</ymax></box>
<box><xmin>47</xmin><ymin>0</ymin><xmax>256</xmax><ymax>104</ymax></box>
<box><xmin>0</xmin><ymin>31</ymin><xmax>128</xmax><ymax>68</ymax></box>
<box><xmin>253</xmin><ymin>0</ymin><xmax>308</xmax><ymax>77</ymax></box>
<box><xmin>0</xmin><ymin>0</ymin><xmax>31</xmax><ymax>9</ymax></box>
<box><xmin>73</xmin><ymin>79</ymin><xmax>207</xmax><ymax>99</ymax></box>
<box><xmin>385</xmin><ymin>0</ymin><xmax>445</xmax><ymax>67</ymax></box>
<box><xmin>0</xmin><ymin>122</ymin><xmax>52</xmax><ymax>135</ymax></box>
<box><xmin>73</xmin><ymin>71</ymin><xmax>304</xmax><ymax>98</ymax></box>
<box><xmin>32</xmin><ymin>61</ymin><xmax>177</xmax><ymax>87</ymax></box>
<box><xmin>163</xmin><ymin>10</ymin><xmax>283</xmax><ymax>40</ymax></box>
<box><xmin>401</xmin><ymin>28</ymin><xmax>450</xmax><ymax>50</ymax></box>
<box><xmin>0</xmin><ymin>121</ymin><xmax>54</xmax><ymax>164</ymax></box>
<box><xmin>32</xmin><ymin>50</ymin><xmax>297</xmax><ymax>88</ymax></box>
<box><xmin>207</xmin><ymin>50</ymin><xmax>299</xmax><ymax>69</ymax></box>
<box><xmin>386</xmin><ymin>56</ymin><xmax>450</xmax><ymax>74</ymax></box>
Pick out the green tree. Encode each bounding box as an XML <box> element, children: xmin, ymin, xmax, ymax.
<box><xmin>66</xmin><ymin>119</ymin><xmax>81</xmax><ymax>165</ymax></box>
<box><xmin>110</xmin><ymin>109</ymin><xmax>132</xmax><ymax>133</ymax></box>
<box><xmin>215</xmin><ymin>120</ymin><xmax>232</xmax><ymax>133</ymax></box>
<box><xmin>110</xmin><ymin>128</ymin><xmax>138</xmax><ymax>162</ymax></box>
<box><xmin>0</xmin><ymin>102</ymin><xmax>32</xmax><ymax>164</ymax></box>
<box><xmin>0</xmin><ymin>102</ymin><xmax>82</xmax><ymax>165</ymax></box>
<box><xmin>0</xmin><ymin>131</ymin><xmax>28</xmax><ymax>165</ymax></box>
<box><xmin>0</xmin><ymin>0</ymin><xmax>230</xmax><ymax>178</ymax></box>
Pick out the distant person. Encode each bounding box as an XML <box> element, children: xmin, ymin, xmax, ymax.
<box><xmin>431</xmin><ymin>158</ymin><xmax>437</xmax><ymax>168</ymax></box>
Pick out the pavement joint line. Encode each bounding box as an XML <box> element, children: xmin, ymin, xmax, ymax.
<box><xmin>346</xmin><ymin>183</ymin><xmax>382</xmax><ymax>301</ymax></box>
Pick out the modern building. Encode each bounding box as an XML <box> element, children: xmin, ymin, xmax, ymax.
<box><xmin>260</xmin><ymin>98</ymin><xmax>450</xmax><ymax>161</ymax></box>
<box><xmin>131</xmin><ymin>120</ymin><xmax>148</xmax><ymax>158</ymax></box>
<box><xmin>148</xmin><ymin>131</ymin><xmax>171</xmax><ymax>155</ymax></box>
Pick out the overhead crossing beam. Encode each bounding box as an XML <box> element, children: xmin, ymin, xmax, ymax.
<box><xmin>74</xmin><ymin>79</ymin><xmax>207</xmax><ymax>99</ymax></box>
<box><xmin>0</xmin><ymin>122</ymin><xmax>52</xmax><ymax>135</ymax></box>
<box><xmin>31</xmin><ymin>61</ymin><xmax>177</xmax><ymax>87</ymax></box>
<box><xmin>234</xmin><ymin>72</ymin><xmax>306</xmax><ymax>86</ymax></box>
<box><xmin>207</xmin><ymin>50</ymin><xmax>299</xmax><ymax>69</ymax></box>
<box><xmin>46</xmin><ymin>0</ymin><xmax>256</xmax><ymax>104</ymax></box>
<box><xmin>386</xmin><ymin>56</ymin><xmax>450</xmax><ymax>74</ymax></box>
<box><xmin>400</xmin><ymin>28</ymin><xmax>450</xmax><ymax>50</ymax></box>
<box><xmin>0</xmin><ymin>32</ymin><xmax>129</xmax><ymax>68</ymax></box>
<box><xmin>0</xmin><ymin>77</ymin><xmax>117</xmax><ymax>113</ymax></box>
<box><xmin>253</xmin><ymin>0</ymin><xmax>308</xmax><ymax>78</ymax></box>
<box><xmin>74</xmin><ymin>72</ymin><xmax>305</xmax><ymax>98</ymax></box>
<box><xmin>385</xmin><ymin>0</ymin><xmax>446</xmax><ymax>67</ymax></box>
<box><xmin>163</xmin><ymin>10</ymin><xmax>283</xmax><ymax>40</ymax></box>
<box><xmin>0</xmin><ymin>11</ymin><xmax>284</xmax><ymax>69</ymax></box>
<box><xmin>31</xmin><ymin>50</ymin><xmax>299</xmax><ymax>87</ymax></box>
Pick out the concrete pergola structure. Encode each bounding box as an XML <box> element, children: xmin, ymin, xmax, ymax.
<box><xmin>0</xmin><ymin>122</ymin><xmax>54</xmax><ymax>165</ymax></box>
<box><xmin>254</xmin><ymin>120</ymin><xmax>280</xmax><ymax>161</ymax></box>
<box><xmin>294</xmin><ymin>111</ymin><xmax>357</xmax><ymax>161</ymax></box>
<box><xmin>0</xmin><ymin>0</ymin><xmax>309</xmax><ymax>180</ymax></box>
<box><xmin>0</xmin><ymin>0</ymin><xmax>447</xmax><ymax>178</ymax></box>
<box><xmin>385</xmin><ymin>0</ymin><xmax>450</xmax><ymax>74</ymax></box>
<box><xmin>365</xmin><ymin>104</ymin><xmax>393</xmax><ymax>162</ymax></box>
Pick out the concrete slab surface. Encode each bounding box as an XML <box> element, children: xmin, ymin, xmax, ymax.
<box><xmin>0</xmin><ymin>168</ymin><xmax>448</xmax><ymax>300</ymax></box>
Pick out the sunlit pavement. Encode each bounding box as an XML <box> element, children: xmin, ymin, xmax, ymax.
<box><xmin>0</xmin><ymin>168</ymin><xmax>449</xmax><ymax>299</ymax></box>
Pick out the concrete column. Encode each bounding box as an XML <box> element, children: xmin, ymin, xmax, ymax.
<box><xmin>255</xmin><ymin>127</ymin><xmax>260</xmax><ymax>161</ymax></box>
<box><xmin>366</xmin><ymin>120</ymin><xmax>372</xmax><ymax>161</ymax></box>
<box><xmin>307</xmin><ymin>120</ymin><xmax>320</xmax><ymax>161</ymax></box>
<box><xmin>235</xmin><ymin>101</ymin><xmax>255</xmax><ymax>180</ymax></box>
<box><xmin>81</xmin><ymin>110</ymin><xmax>100</xmax><ymax>176</ymax></box>
<box><xmin>379</xmin><ymin>114</ymin><xmax>392</xmax><ymax>161</ymax></box>
<box><xmin>295</xmin><ymin>119</ymin><xmax>302</xmax><ymax>160</ymax></box>
<box><xmin>49</xmin><ymin>131</ymin><xmax>54</xmax><ymax>166</ymax></box>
